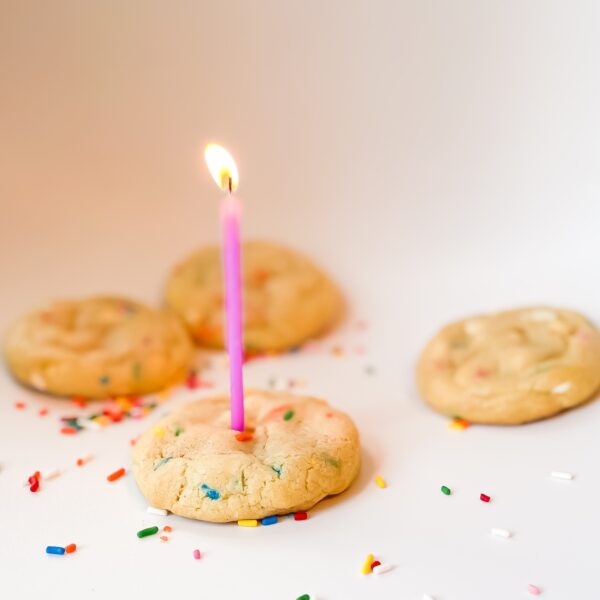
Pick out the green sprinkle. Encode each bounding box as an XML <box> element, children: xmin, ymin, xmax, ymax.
<box><xmin>441</xmin><ymin>485</ymin><xmax>451</xmax><ymax>495</ymax></box>
<box><xmin>296</xmin><ymin>596</ymin><xmax>311</xmax><ymax>600</ymax></box>
<box><xmin>137</xmin><ymin>526</ymin><xmax>159</xmax><ymax>538</ymax></box>
<box><xmin>322</xmin><ymin>453</ymin><xmax>341</xmax><ymax>470</ymax></box>
<box><xmin>132</xmin><ymin>362</ymin><xmax>142</xmax><ymax>379</ymax></box>
<box><xmin>283</xmin><ymin>409</ymin><xmax>294</xmax><ymax>421</ymax></box>
<box><xmin>174</xmin><ymin>427</ymin><xmax>184</xmax><ymax>436</ymax></box>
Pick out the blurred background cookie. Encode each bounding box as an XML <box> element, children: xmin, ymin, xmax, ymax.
<box><xmin>165</xmin><ymin>240</ymin><xmax>343</xmax><ymax>353</ymax></box>
<box><xmin>4</xmin><ymin>296</ymin><xmax>194</xmax><ymax>398</ymax></box>
<box><xmin>416</xmin><ymin>306</ymin><xmax>600</xmax><ymax>424</ymax></box>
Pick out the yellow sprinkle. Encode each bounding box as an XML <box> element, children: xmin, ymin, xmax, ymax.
<box><xmin>153</xmin><ymin>426</ymin><xmax>165</xmax><ymax>438</ymax></box>
<box><xmin>361</xmin><ymin>553</ymin><xmax>374</xmax><ymax>575</ymax></box>
<box><xmin>95</xmin><ymin>415</ymin><xmax>110</xmax><ymax>427</ymax></box>
<box><xmin>448</xmin><ymin>418</ymin><xmax>470</xmax><ymax>431</ymax></box>
<box><xmin>374</xmin><ymin>475</ymin><xmax>387</xmax><ymax>488</ymax></box>
<box><xmin>237</xmin><ymin>519</ymin><xmax>258</xmax><ymax>527</ymax></box>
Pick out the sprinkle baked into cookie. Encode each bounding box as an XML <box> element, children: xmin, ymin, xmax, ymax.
<box><xmin>416</xmin><ymin>306</ymin><xmax>600</xmax><ymax>424</ymax></box>
<box><xmin>131</xmin><ymin>390</ymin><xmax>360</xmax><ymax>522</ymax></box>
<box><xmin>165</xmin><ymin>241</ymin><xmax>343</xmax><ymax>352</ymax></box>
<box><xmin>4</xmin><ymin>296</ymin><xmax>194</xmax><ymax>398</ymax></box>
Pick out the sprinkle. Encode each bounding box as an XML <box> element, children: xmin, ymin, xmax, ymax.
<box><xmin>271</xmin><ymin>465</ymin><xmax>282</xmax><ymax>477</ymax></box>
<box><xmin>296</xmin><ymin>596</ymin><xmax>310</xmax><ymax>600</ymax></box>
<box><xmin>38</xmin><ymin>408</ymin><xmax>49</xmax><ymax>417</ymax></box>
<box><xmin>480</xmin><ymin>493</ymin><xmax>491</xmax><ymax>502</ymax></box>
<box><xmin>370</xmin><ymin>560</ymin><xmax>381</xmax><ymax>569</ymax></box>
<box><xmin>30</xmin><ymin>479</ymin><xmax>40</xmax><ymax>493</ymax></box>
<box><xmin>60</xmin><ymin>427</ymin><xmax>78</xmax><ymax>435</ymax></box>
<box><xmin>147</xmin><ymin>507</ymin><xmax>168</xmax><ymax>516</ymax></box>
<box><xmin>261</xmin><ymin>516</ymin><xmax>278</xmax><ymax>526</ymax></box>
<box><xmin>99</xmin><ymin>375</ymin><xmax>110</xmax><ymax>385</ymax></box>
<box><xmin>441</xmin><ymin>485</ymin><xmax>451</xmax><ymax>495</ymax></box>
<box><xmin>283</xmin><ymin>409</ymin><xmax>295</xmax><ymax>421</ymax></box>
<box><xmin>43</xmin><ymin>469</ymin><xmax>61</xmax><ymax>480</ymax></box>
<box><xmin>107</xmin><ymin>468</ymin><xmax>126</xmax><ymax>482</ymax></box>
<box><xmin>14</xmin><ymin>401</ymin><xmax>26</xmax><ymax>410</ymax></box>
<box><xmin>448</xmin><ymin>417</ymin><xmax>470</xmax><ymax>430</ymax></box>
<box><xmin>235</xmin><ymin>432</ymin><xmax>253</xmax><ymax>442</ymax></box>
<box><xmin>46</xmin><ymin>546</ymin><xmax>65</xmax><ymax>555</ymax></box>
<box><xmin>160</xmin><ymin>536</ymin><xmax>169</xmax><ymax>542</ymax></box>
<box><xmin>238</xmin><ymin>519</ymin><xmax>258</xmax><ymax>527</ymax></box>
<box><xmin>200</xmin><ymin>484</ymin><xmax>221</xmax><ymax>500</ymax></box>
<box><xmin>527</xmin><ymin>584</ymin><xmax>542</xmax><ymax>595</ymax></box>
<box><xmin>163</xmin><ymin>526</ymin><xmax>172</xmax><ymax>532</ymax></box>
<box><xmin>186</xmin><ymin>372</ymin><xmax>200</xmax><ymax>389</ymax></box>
<box><xmin>153</xmin><ymin>456</ymin><xmax>173</xmax><ymax>471</ymax></box>
<box><xmin>76</xmin><ymin>453</ymin><xmax>93</xmax><ymax>467</ymax></box>
<box><xmin>72</xmin><ymin>396</ymin><xmax>87</xmax><ymax>408</ymax></box>
<box><xmin>193</xmin><ymin>549</ymin><xmax>202</xmax><ymax>560</ymax></box>
<box><xmin>373</xmin><ymin>563</ymin><xmax>393</xmax><ymax>575</ymax></box>
<box><xmin>65</xmin><ymin>543</ymin><xmax>77</xmax><ymax>554</ymax></box>
<box><xmin>294</xmin><ymin>512</ymin><xmax>308</xmax><ymax>521</ymax></box>
<box><xmin>374</xmin><ymin>475</ymin><xmax>387</xmax><ymax>488</ymax></box>
<box><xmin>361</xmin><ymin>553</ymin><xmax>375</xmax><ymax>574</ymax></box>
<box><xmin>153</xmin><ymin>426</ymin><xmax>165</xmax><ymax>438</ymax></box>
<box><xmin>551</xmin><ymin>471</ymin><xmax>574</xmax><ymax>480</ymax></box>
<box><xmin>174</xmin><ymin>427</ymin><xmax>184</xmax><ymax>436</ymax></box>
<box><xmin>551</xmin><ymin>382</ymin><xmax>571</xmax><ymax>394</ymax></box>
<box><xmin>137</xmin><ymin>526</ymin><xmax>159</xmax><ymax>538</ymax></box>
<box><xmin>491</xmin><ymin>528</ymin><xmax>512</xmax><ymax>539</ymax></box>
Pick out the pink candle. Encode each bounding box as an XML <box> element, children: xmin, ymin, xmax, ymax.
<box><xmin>204</xmin><ymin>144</ymin><xmax>245</xmax><ymax>431</ymax></box>
<box><xmin>221</xmin><ymin>193</ymin><xmax>244</xmax><ymax>431</ymax></box>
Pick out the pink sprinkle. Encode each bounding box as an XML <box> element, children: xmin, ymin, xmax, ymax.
<box><xmin>193</xmin><ymin>549</ymin><xmax>201</xmax><ymax>560</ymax></box>
<box><xmin>527</xmin><ymin>584</ymin><xmax>541</xmax><ymax>596</ymax></box>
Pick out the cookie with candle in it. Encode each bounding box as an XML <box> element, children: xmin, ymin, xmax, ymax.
<box><xmin>165</xmin><ymin>241</ymin><xmax>344</xmax><ymax>352</ymax></box>
<box><xmin>4</xmin><ymin>296</ymin><xmax>194</xmax><ymax>398</ymax></box>
<box><xmin>131</xmin><ymin>390</ymin><xmax>360</xmax><ymax>522</ymax></box>
<box><xmin>416</xmin><ymin>306</ymin><xmax>600</xmax><ymax>424</ymax></box>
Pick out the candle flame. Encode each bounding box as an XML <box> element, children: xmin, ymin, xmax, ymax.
<box><xmin>204</xmin><ymin>144</ymin><xmax>239</xmax><ymax>192</ymax></box>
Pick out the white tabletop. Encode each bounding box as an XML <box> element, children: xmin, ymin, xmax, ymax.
<box><xmin>1</xmin><ymin>1</ymin><xmax>600</xmax><ymax>598</ymax></box>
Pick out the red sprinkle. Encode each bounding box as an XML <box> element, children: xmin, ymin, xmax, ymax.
<box><xmin>480</xmin><ymin>493</ymin><xmax>491</xmax><ymax>503</ymax></box>
<box><xmin>29</xmin><ymin>479</ymin><xmax>39</xmax><ymax>493</ymax></box>
<box><xmin>371</xmin><ymin>560</ymin><xmax>381</xmax><ymax>569</ymax></box>
<box><xmin>14</xmin><ymin>401</ymin><xmax>26</xmax><ymax>410</ymax></box>
<box><xmin>186</xmin><ymin>373</ymin><xmax>199</xmax><ymax>389</ymax></box>
<box><xmin>72</xmin><ymin>396</ymin><xmax>87</xmax><ymax>408</ymax></box>
<box><xmin>235</xmin><ymin>432</ymin><xmax>253</xmax><ymax>442</ymax></box>
<box><xmin>65</xmin><ymin>543</ymin><xmax>77</xmax><ymax>554</ymax></box>
<box><xmin>38</xmin><ymin>408</ymin><xmax>49</xmax><ymax>416</ymax></box>
<box><xmin>107</xmin><ymin>468</ymin><xmax>126</xmax><ymax>482</ymax></box>
<box><xmin>60</xmin><ymin>427</ymin><xmax>78</xmax><ymax>435</ymax></box>
<box><xmin>294</xmin><ymin>512</ymin><xmax>308</xmax><ymax>521</ymax></box>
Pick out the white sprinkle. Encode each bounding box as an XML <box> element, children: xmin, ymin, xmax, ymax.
<box><xmin>147</xmin><ymin>506</ymin><xmax>168</xmax><ymax>516</ymax></box>
<box><xmin>29</xmin><ymin>372</ymin><xmax>47</xmax><ymax>390</ymax></box>
<box><xmin>551</xmin><ymin>470</ymin><xmax>574</xmax><ymax>480</ymax></box>
<box><xmin>372</xmin><ymin>563</ymin><xmax>393</xmax><ymax>575</ymax></box>
<box><xmin>43</xmin><ymin>468</ymin><xmax>61</xmax><ymax>480</ymax></box>
<box><xmin>551</xmin><ymin>382</ymin><xmax>571</xmax><ymax>394</ymax></box>
<box><xmin>529</xmin><ymin>309</ymin><xmax>557</xmax><ymax>322</ymax></box>
<box><xmin>491</xmin><ymin>528</ymin><xmax>512</xmax><ymax>539</ymax></box>
<box><xmin>80</xmin><ymin>419</ymin><xmax>102</xmax><ymax>431</ymax></box>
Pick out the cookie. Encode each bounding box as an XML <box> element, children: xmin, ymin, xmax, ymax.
<box><xmin>4</xmin><ymin>296</ymin><xmax>194</xmax><ymax>398</ymax></box>
<box><xmin>416</xmin><ymin>306</ymin><xmax>600</xmax><ymax>424</ymax></box>
<box><xmin>165</xmin><ymin>241</ymin><xmax>343</xmax><ymax>352</ymax></box>
<box><xmin>131</xmin><ymin>390</ymin><xmax>360</xmax><ymax>522</ymax></box>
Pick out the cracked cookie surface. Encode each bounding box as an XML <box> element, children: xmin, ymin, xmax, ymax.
<box><xmin>417</xmin><ymin>306</ymin><xmax>600</xmax><ymax>424</ymax></box>
<box><xmin>131</xmin><ymin>390</ymin><xmax>360</xmax><ymax>522</ymax></box>
<box><xmin>165</xmin><ymin>240</ymin><xmax>343</xmax><ymax>352</ymax></box>
<box><xmin>4</xmin><ymin>296</ymin><xmax>194</xmax><ymax>398</ymax></box>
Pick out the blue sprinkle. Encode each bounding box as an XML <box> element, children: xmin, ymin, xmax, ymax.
<box><xmin>201</xmin><ymin>484</ymin><xmax>220</xmax><ymax>500</ymax></box>
<box><xmin>46</xmin><ymin>546</ymin><xmax>65</xmax><ymax>555</ymax></box>
<box><xmin>271</xmin><ymin>465</ymin><xmax>282</xmax><ymax>478</ymax></box>
<box><xmin>261</xmin><ymin>515</ymin><xmax>278</xmax><ymax>526</ymax></box>
<box><xmin>153</xmin><ymin>456</ymin><xmax>173</xmax><ymax>471</ymax></box>
<box><xmin>99</xmin><ymin>375</ymin><xmax>110</xmax><ymax>385</ymax></box>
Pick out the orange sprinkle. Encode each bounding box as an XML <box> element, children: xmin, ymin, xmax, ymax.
<box><xmin>235</xmin><ymin>432</ymin><xmax>253</xmax><ymax>442</ymax></box>
<box><xmin>33</xmin><ymin>471</ymin><xmax>41</xmax><ymax>480</ymax></box>
<box><xmin>76</xmin><ymin>458</ymin><xmax>84</xmax><ymax>466</ymax></box>
<box><xmin>72</xmin><ymin>396</ymin><xmax>87</xmax><ymax>408</ymax></box>
<box><xmin>60</xmin><ymin>427</ymin><xmax>78</xmax><ymax>435</ymax></box>
<box><xmin>38</xmin><ymin>408</ymin><xmax>49</xmax><ymax>416</ymax></box>
<box><xmin>163</xmin><ymin>526</ymin><xmax>172</xmax><ymax>532</ymax></box>
<box><xmin>14</xmin><ymin>401</ymin><xmax>26</xmax><ymax>410</ymax></box>
<box><xmin>65</xmin><ymin>543</ymin><xmax>77</xmax><ymax>554</ymax></box>
<box><xmin>449</xmin><ymin>418</ymin><xmax>471</xmax><ymax>431</ymax></box>
<box><xmin>107</xmin><ymin>468</ymin><xmax>126</xmax><ymax>482</ymax></box>
<box><xmin>160</xmin><ymin>536</ymin><xmax>169</xmax><ymax>542</ymax></box>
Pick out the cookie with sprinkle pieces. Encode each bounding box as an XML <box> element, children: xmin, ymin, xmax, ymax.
<box><xmin>416</xmin><ymin>306</ymin><xmax>600</xmax><ymax>424</ymax></box>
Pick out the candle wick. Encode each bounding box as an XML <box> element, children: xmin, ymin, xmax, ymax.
<box><xmin>228</xmin><ymin>176</ymin><xmax>232</xmax><ymax>194</ymax></box>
